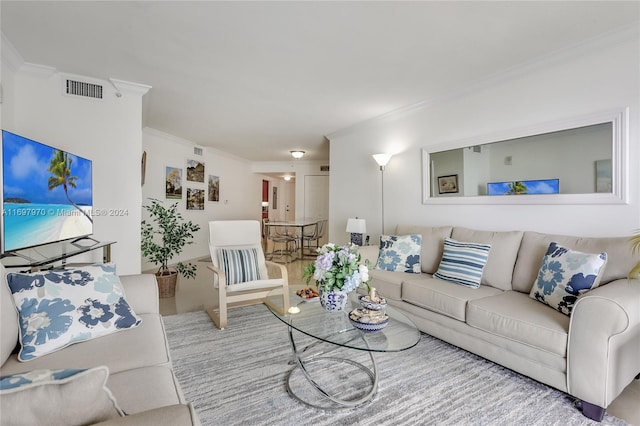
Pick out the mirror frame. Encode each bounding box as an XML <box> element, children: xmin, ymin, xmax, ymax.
<box><xmin>422</xmin><ymin>108</ymin><xmax>628</xmax><ymax>205</ymax></box>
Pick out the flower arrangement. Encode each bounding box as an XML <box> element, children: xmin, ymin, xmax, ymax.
<box><xmin>303</xmin><ymin>243</ymin><xmax>371</xmax><ymax>293</ymax></box>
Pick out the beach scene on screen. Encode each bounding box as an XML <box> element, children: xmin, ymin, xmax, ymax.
<box><xmin>487</xmin><ymin>179</ymin><xmax>559</xmax><ymax>196</ymax></box>
<box><xmin>2</xmin><ymin>131</ymin><xmax>92</xmax><ymax>251</ymax></box>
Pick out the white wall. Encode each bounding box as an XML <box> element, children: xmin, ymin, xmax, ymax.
<box><xmin>142</xmin><ymin>128</ymin><xmax>262</xmax><ymax>271</ymax></box>
<box><xmin>328</xmin><ymin>27</ymin><xmax>640</xmax><ymax>244</ymax></box>
<box><xmin>2</xmin><ymin>50</ymin><xmax>147</xmax><ymax>274</ymax></box>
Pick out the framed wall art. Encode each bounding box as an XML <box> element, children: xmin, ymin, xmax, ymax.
<box><xmin>208</xmin><ymin>175</ymin><xmax>220</xmax><ymax>202</ymax></box>
<box><xmin>165</xmin><ymin>167</ymin><xmax>182</xmax><ymax>199</ymax></box>
<box><xmin>186</xmin><ymin>188</ymin><xmax>205</xmax><ymax>210</ymax></box>
<box><xmin>186</xmin><ymin>159</ymin><xmax>205</xmax><ymax>183</ymax></box>
<box><xmin>438</xmin><ymin>175</ymin><xmax>459</xmax><ymax>194</ymax></box>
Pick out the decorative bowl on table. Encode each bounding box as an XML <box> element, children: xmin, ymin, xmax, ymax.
<box><xmin>349</xmin><ymin>308</ymin><xmax>389</xmax><ymax>332</ymax></box>
<box><xmin>358</xmin><ymin>294</ymin><xmax>387</xmax><ymax>311</ymax></box>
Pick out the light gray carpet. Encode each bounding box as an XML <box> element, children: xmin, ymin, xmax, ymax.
<box><xmin>164</xmin><ymin>305</ymin><xmax>626</xmax><ymax>426</ymax></box>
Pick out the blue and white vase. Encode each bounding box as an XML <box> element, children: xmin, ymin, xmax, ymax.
<box><xmin>319</xmin><ymin>288</ymin><xmax>349</xmax><ymax>312</ymax></box>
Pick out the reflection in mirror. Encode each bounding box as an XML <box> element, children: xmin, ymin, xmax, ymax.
<box><xmin>423</xmin><ymin>109</ymin><xmax>627</xmax><ymax>205</ymax></box>
<box><xmin>430</xmin><ymin>123</ymin><xmax>611</xmax><ymax>197</ymax></box>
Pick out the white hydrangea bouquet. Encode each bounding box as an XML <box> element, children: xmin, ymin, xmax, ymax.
<box><xmin>303</xmin><ymin>243</ymin><xmax>371</xmax><ymax>293</ymax></box>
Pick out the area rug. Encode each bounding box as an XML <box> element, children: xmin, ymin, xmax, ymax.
<box><xmin>164</xmin><ymin>305</ymin><xmax>626</xmax><ymax>426</ymax></box>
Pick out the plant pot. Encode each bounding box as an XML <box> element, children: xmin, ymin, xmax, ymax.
<box><xmin>156</xmin><ymin>271</ymin><xmax>178</xmax><ymax>298</ymax></box>
<box><xmin>319</xmin><ymin>288</ymin><xmax>349</xmax><ymax>312</ymax></box>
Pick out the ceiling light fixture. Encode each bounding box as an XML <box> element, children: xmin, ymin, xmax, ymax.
<box><xmin>290</xmin><ymin>150</ymin><xmax>305</xmax><ymax>159</ymax></box>
<box><xmin>284</xmin><ymin>175</ymin><xmax>291</xmax><ymax>181</ymax></box>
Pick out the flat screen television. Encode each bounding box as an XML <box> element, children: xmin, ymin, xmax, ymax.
<box><xmin>487</xmin><ymin>178</ymin><xmax>559</xmax><ymax>196</ymax></box>
<box><xmin>1</xmin><ymin>130</ymin><xmax>93</xmax><ymax>254</ymax></box>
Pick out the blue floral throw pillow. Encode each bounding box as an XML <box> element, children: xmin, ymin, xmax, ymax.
<box><xmin>6</xmin><ymin>263</ymin><xmax>142</xmax><ymax>361</ymax></box>
<box><xmin>376</xmin><ymin>234</ymin><xmax>422</xmax><ymax>273</ymax></box>
<box><xmin>529</xmin><ymin>242</ymin><xmax>607</xmax><ymax>316</ymax></box>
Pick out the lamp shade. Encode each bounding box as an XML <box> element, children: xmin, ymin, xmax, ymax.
<box><xmin>346</xmin><ymin>218</ymin><xmax>367</xmax><ymax>234</ymax></box>
<box><xmin>372</xmin><ymin>153</ymin><xmax>392</xmax><ymax>167</ymax></box>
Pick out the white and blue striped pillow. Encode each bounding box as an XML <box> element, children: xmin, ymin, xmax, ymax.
<box><xmin>217</xmin><ymin>248</ymin><xmax>262</xmax><ymax>285</ymax></box>
<box><xmin>434</xmin><ymin>238</ymin><xmax>491</xmax><ymax>288</ymax></box>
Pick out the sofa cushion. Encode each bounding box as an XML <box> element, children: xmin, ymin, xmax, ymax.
<box><xmin>217</xmin><ymin>248</ymin><xmax>262</xmax><ymax>284</ymax></box>
<box><xmin>451</xmin><ymin>227</ymin><xmax>524</xmax><ymax>291</ymax></box>
<box><xmin>395</xmin><ymin>225</ymin><xmax>453</xmax><ymax>274</ymax></box>
<box><xmin>402</xmin><ymin>276</ymin><xmax>503</xmax><ymax>321</ymax></box>
<box><xmin>529</xmin><ymin>242</ymin><xmax>607</xmax><ymax>316</ymax></box>
<box><xmin>376</xmin><ymin>234</ymin><xmax>422</xmax><ymax>273</ymax></box>
<box><xmin>467</xmin><ymin>291</ymin><xmax>570</xmax><ymax>357</ymax></box>
<box><xmin>0</xmin><ymin>366</ymin><xmax>123</xmax><ymax>425</ymax></box>
<box><xmin>6</xmin><ymin>264</ymin><xmax>142</xmax><ymax>361</ymax></box>
<box><xmin>93</xmin><ymin>404</ymin><xmax>199</xmax><ymax>426</ymax></box>
<box><xmin>434</xmin><ymin>238</ymin><xmax>491</xmax><ymax>288</ymax></box>
<box><xmin>512</xmin><ymin>232</ymin><xmax>633</xmax><ymax>293</ymax></box>
<box><xmin>0</xmin><ymin>313</ymin><xmax>170</xmax><ymax>376</ymax></box>
<box><xmin>107</xmin><ymin>366</ymin><xmax>185</xmax><ymax>414</ymax></box>
<box><xmin>1</xmin><ymin>264</ymin><xmax>19</xmax><ymax>366</ymax></box>
<box><xmin>367</xmin><ymin>269</ymin><xmax>405</xmax><ymax>301</ymax></box>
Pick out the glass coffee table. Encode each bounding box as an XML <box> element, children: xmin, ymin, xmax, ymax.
<box><xmin>266</xmin><ymin>285</ymin><xmax>421</xmax><ymax>409</ymax></box>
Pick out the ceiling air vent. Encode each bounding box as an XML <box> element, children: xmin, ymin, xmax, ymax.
<box><xmin>65</xmin><ymin>79</ymin><xmax>103</xmax><ymax>99</ymax></box>
<box><xmin>320</xmin><ymin>165</ymin><xmax>330</xmax><ymax>171</ymax></box>
<box><xmin>193</xmin><ymin>147</ymin><xmax>203</xmax><ymax>156</ymax></box>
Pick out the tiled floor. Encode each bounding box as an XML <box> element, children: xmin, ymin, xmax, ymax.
<box><xmin>158</xmin><ymin>258</ymin><xmax>639</xmax><ymax>425</ymax></box>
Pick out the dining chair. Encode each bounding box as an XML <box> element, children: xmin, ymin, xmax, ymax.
<box><xmin>304</xmin><ymin>219</ymin><xmax>327</xmax><ymax>255</ymax></box>
<box><xmin>206</xmin><ymin>220</ymin><xmax>290</xmax><ymax>329</ymax></box>
<box><xmin>301</xmin><ymin>222</ymin><xmax>320</xmax><ymax>257</ymax></box>
<box><xmin>265</xmin><ymin>222</ymin><xmax>298</xmax><ymax>263</ymax></box>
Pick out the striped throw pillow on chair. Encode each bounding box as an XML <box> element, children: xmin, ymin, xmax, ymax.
<box><xmin>217</xmin><ymin>248</ymin><xmax>262</xmax><ymax>285</ymax></box>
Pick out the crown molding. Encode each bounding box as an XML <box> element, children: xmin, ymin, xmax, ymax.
<box><xmin>1</xmin><ymin>32</ymin><xmax>24</xmax><ymax>72</ymax></box>
<box><xmin>143</xmin><ymin>127</ymin><xmax>251</xmax><ymax>164</ymax></box>
<box><xmin>327</xmin><ymin>23</ymin><xmax>639</xmax><ymax>141</ymax></box>
<box><xmin>110</xmin><ymin>78</ymin><xmax>152</xmax><ymax>97</ymax></box>
<box><xmin>20</xmin><ymin>62</ymin><xmax>57</xmax><ymax>78</ymax></box>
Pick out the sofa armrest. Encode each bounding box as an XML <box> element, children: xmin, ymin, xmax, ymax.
<box><xmin>567</xmin><ymin>279</ymin><xmax>640</xmax><ymax>409</ymax></box>
<box><xmin>358</xmin><ymin>245</ymin><xmax>379</xmax><ymax>267</ymax></box>
<box><xmin>92</xmin><ymin>404</ymin><xmax>200</xmax><ymax>426</ymax></box>
<box><xmin>119</xmin><ymin>274</ymin><xmax>160</xmax><ymax>315</ymax></box>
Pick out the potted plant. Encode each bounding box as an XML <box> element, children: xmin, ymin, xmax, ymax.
<box><xmin>141</xmin><ymin>199</ymin><xmax>201</xmax><ymax>298</ymax></box>
<box><xmin>302</xmin><ymin>243</ymin><xmax>371</xmax><ymax>311</ymax></box>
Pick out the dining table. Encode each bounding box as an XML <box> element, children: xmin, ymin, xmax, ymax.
<box><xmin>265</xmin><ymin>218</ymin><xmax>320</xmax><ymax>260</ymax></box>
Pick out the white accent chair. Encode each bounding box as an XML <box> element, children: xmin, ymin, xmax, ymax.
<box><xmin>206</xmin><ymin>220</ymin><xmax>290</xmax><ymax>329</ymax></box>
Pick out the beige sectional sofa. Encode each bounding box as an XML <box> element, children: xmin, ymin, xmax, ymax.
<box><xmin>0</xmin><ymin>267</ymin><xmax>199</xmax><ymax>425</ymax></box>
<box><xmin>359</xmin><ymin>225</ymin><xmax>640</xmax><ymax>422</ymax></box>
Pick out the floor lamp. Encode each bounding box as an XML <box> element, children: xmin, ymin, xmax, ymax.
<box><xmin>372</xmin><ymin>154</ymin><xmax>392</xmax><ymax>235</ymax></box>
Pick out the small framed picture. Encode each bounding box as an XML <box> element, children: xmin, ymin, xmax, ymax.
<box><xmin>186</xmin><ymin>188</ymin><xmax>205</xmax><ymax>210</ymax></box>
<box><xmin>208</xmin><ymin>175</ymin><xmax>220</xmax><ymax>202</ymax></box>
<box><xmin>438</xmin><ymin>174</ymin><xmax>459</xmax><ymax>194</ymax></box>
<box><xmin>165</xmin><ymin>167</ymin><xmax>183</xmax><ymax>199</ymax></box>
<box><xmin>186</xmin><ymin>159</ymin><xmax>205</xmax><ymax>183</ymax></box>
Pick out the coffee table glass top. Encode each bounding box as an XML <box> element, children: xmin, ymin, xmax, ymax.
<box><xmin>266</xmin><ymin>285</ymin><xmax>421</xmax><ymax>352</ymax></box>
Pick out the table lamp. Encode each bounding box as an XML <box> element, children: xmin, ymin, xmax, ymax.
<box><xmin>346</xmin><ymin>218</ymin><xmax>367</xmax><ymax>246</ymax></box>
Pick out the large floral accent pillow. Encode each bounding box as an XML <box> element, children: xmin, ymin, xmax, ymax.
<box><xmin>529</xmin><ymin>242</ymin><xmax>607</xmax><ymax>316</ymax></box>
<box><xmin>6</xmin><ymin>263</ymin><xmax>142</xmax><ymax>361</ymax></box>
<box><xmin>0</xmin><ymin>366</ymin><xmax>123</xmax><ymax>424</ymax></box>
<box><xmin>434</xmin><ymin>238</ymin><xmax>491</xmax><ymax>288</ymax></box>
<box><xmin>376</xmin><ymin>234</ymin><xmax>422</xmax><ymax>273</ymax></box>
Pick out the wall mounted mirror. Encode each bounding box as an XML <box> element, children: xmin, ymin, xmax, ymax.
<box><xmin>422</xmin><ymin>108</ymin><xmax>627</xmax><ymax>205</ymax></box>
